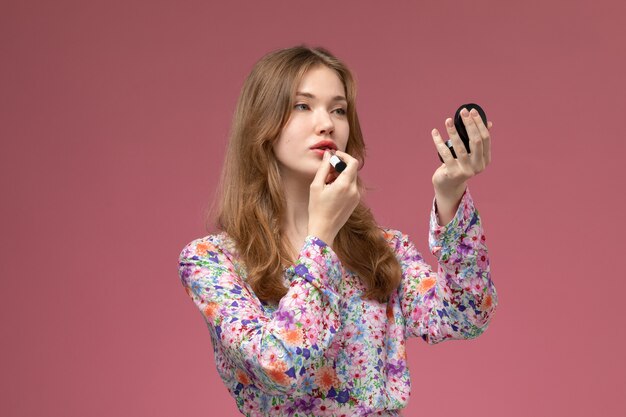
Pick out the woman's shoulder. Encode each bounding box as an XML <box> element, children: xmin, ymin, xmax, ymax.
<box><xmin>178</xmin><ymin>231</ymin><xmax>238</xmax><ymax>262</ymax></box>
<box><xmin>379</xmin><ymin>227</ymin><xmax>410</xmax><ymax>249</ymax></box>
<box><xmin>178</xmin><ymin>231</ymin><xmax>250</xmax><ymax>284</ymax></box>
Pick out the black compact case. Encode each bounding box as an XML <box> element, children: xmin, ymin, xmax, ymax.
<box><xmin>438</xmin><ymin>103</ymin><xmax>488</xmax><ymax>163</ymax></box>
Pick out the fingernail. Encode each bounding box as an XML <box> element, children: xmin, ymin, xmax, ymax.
<box><xmin>470</xmin><ymin>108</ymin><xmax>478</xmax><ymax>116</ymax></box>
<box><xmin>461</xmin><ymin>108</ymin><xmax>469</xmax><ymax>117</ymax></box>
<box><xmin>445</xmin><ymin>119</ymin><xmax>453</xmax><ymax>127</ymax></box>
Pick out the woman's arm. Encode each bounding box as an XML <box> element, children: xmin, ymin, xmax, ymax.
<box><xmin>394</xmin><ymin>187</ymin><xmax>498</xmax><ymax>343</ymax></box>
<box><xmin>434</xmin><ymin>182</ymin><xmax>467</xmax><ymax>227</ymax></box>
<box><xmin>178</xmin><ymin>235</ymin><xmax>342</xmax><ymax>395</ymax></box>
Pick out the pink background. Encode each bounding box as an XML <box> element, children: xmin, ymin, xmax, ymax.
<box><xmin>2</xmin><ymin>0</ymin><xmax>625</xmax><ymax>416</ymax></box>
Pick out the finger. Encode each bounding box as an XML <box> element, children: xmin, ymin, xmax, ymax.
<box><xmin>432</xmin><ymin>128</ymin><xmax>455</xmax><ymax>165</ymax></box>
<box><xmin>325</xmin><ymin>169</ymin><xmax>339</xmax><ymax>184</ymax></box>
<box><xmin>312</xmin><ymin>150</ymin><xmax>333</xmax><ymax>186</ymax></box>
<box><xmin>469</xmin><ymin>109</ymin><xmax>492</xmax><ymax>165</ymax></box>
<box><xmin>460</xmin><ymin>108</ymin><xmax>483</xmax><ymax>154</ymax></box>
<box><xmin>469</xmin><ymin>129</ymin><xmax>485</xmax><ymax>170</ymax></box>
<box><xmin>463</xmin><ymin>109</ymin><xmax>486</xmax><ymax>168</ymax></box>
<box><xmin>470</xmin><ymin>112</ymin><xmax>492</xmax><ymax>164</ymax></box>
<box><xmin>445</xmin><ymin>117</ymin><xmax>469</xmax><ymax>159</ymax></box>
<box><xmin>469</xmin><ymin>109</ymin><xmax>490</xmax><ymax>138</ymax></box>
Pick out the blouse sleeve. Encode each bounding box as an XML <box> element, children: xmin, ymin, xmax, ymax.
<box><xmin>178</xmin><ymin>235</ymin><xmax>342</xmax><ymax>395</ymax></box>
<box><xmin>395</xmin><ymin>187</ymin><xmax>498</xmax><ymax>344</ymax></box>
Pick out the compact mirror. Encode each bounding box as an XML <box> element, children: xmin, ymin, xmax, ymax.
<box><xmin>438</xmin><ymin>103</ymin><xmax>488</xmax><ymax>163</ymax></box>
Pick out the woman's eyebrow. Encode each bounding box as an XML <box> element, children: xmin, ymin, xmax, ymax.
<box><xmin>295</xmin><ymin>91</ymin><xmax>347</xmax><ymax>103</ymax></box>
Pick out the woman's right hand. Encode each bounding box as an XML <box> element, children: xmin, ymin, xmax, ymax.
<box><xmin>308</xmin><ymin>150</ymin><xmax>361</xmax><ymax>247</ymax></box>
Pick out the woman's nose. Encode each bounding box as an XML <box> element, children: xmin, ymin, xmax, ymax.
<box><xmin>315</xmin><ymin>110</ymin><xmax>334</xmax><ymax>136</ymax></box>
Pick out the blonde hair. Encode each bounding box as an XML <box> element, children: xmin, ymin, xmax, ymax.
<box><xmin>210</xmin><ymin>45</ymin><xmax>401</xmax><ymax>303</ymax></box>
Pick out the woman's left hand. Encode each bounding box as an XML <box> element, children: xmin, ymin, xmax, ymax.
<box><xmin>431</xmin><ymin>107</ymin><xmax>493</xmax><ymax>196</ymax></box>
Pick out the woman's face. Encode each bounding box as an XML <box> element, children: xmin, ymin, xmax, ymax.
<box><xmin>273</xmin><ymin>65</ymin><xmax>350</xmax><ymax>181</ymax></box>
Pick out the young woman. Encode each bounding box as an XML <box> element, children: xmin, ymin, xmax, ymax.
<box><xmin>178</xmin><ymin>45</ymin><xmax>497</xmax><ymax>417</ymax></box>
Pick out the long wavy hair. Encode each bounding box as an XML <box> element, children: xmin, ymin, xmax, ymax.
<box><xmin>210</xmin><ymin>45</ymin><xmax>401</xmax><ymax>304</ymax></box>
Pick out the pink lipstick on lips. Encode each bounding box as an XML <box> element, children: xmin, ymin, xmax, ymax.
<box><xmin>310</xmin><ymin>140</ymin><xmax>347</xmax><ymax>173</ymax></box>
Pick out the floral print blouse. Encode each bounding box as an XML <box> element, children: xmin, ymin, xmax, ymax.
<box><xmin>178</xmin><ymin>187</ymin><xmax>498</xmax><ymax>417</ymax></box>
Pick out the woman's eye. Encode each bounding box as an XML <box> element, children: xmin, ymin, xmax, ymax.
<box><xmin>333</xmin><ymin>108</ymin><xmax>347</xmax><ymax>116</ymax></box>
<box><xmin>294</xmin><ymin>103</ymin><xmax>309</xmax><ymax>111</ymax></box>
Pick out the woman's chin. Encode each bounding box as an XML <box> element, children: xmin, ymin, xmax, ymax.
<box><xmin>278</xmin><ymin>159</ymin><xmax>325</xmax><ymax>183</ymax></box>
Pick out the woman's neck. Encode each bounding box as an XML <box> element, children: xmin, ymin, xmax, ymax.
<box><xmin>280</xmin><ymin>173</ymin><xmax>313</xmax><ymax>259</ymax></box>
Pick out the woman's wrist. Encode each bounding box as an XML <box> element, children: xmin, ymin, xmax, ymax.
<box><xmin>433</xmin><ymin>183</ymin><xmax>466</xmax><ymax>226</ymax></box>
<box><xmin>307</xmin><ymin>227</ymin><xmax>335</xmax><ymax>248</ymax></box>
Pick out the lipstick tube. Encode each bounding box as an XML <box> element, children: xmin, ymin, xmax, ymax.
<box><xmin>329</xmin><ymin>150</ymin><xmax>347</xmax><ymax>173</ymax></box>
